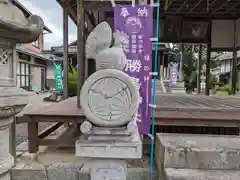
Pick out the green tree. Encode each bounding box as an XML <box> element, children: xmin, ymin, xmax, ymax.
<box><xmin>181</xmin><ymin>51</ymin><xmax>197</xmax><ymax>92</ymax></box>
<box><xmin>171</xmin><ymin>43</ymin><xmax>224</xmax><ymax>92</ymax></box>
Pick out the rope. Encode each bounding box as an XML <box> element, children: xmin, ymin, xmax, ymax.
<box><xmin>149</xmin><ymin>0</ymin><xmax>160</xmax><ymax>178</ymax></box>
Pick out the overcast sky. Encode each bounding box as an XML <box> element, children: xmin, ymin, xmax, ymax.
<box><xmin>18</xmin><ymin>0</ymin><xmax>77</xmax><ymax>50</ymax></box>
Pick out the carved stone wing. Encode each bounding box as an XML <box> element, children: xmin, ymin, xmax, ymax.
<box><xmin>85</xmin><ymin>21</ymin><xmax>112</xmax><ymax>59</ymax></box>
<box><xmin>95</xmin><ymin>47</ymin><xmax>127</xmax><ymax>71</ymax></box>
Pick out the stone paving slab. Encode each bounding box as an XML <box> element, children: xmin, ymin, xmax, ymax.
<box><xmin>165</xmin><ymin>168</ymin><xmax>240</xmax><ymax>180</ymax></box>
<box><xmin>11</xmin><ymin>161</ymin><xmax>158</xmax><ymax>180</ymax></box>
<box><xmin>155</xmin><ymin>133</ymin><xmax>240</xmax><ymax>170</ymax></box>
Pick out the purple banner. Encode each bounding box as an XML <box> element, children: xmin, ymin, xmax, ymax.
<box><xmin>170</xmin><ymin>63</ymin><xmax>179</xmax><ymax>85</ymax></box>
<box><xmin>114</xmin><ymin>5</ymin><xmax>153</xmax><ymax>135</ymax></box>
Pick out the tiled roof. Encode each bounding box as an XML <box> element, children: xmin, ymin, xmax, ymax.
<box><xmin>214</xmin><ymin>51</ymin><xmax>240</xmax><ymax>61</ymax></box>
<box><xmin>13</xmin><ymin>0</ymin><xmax>52</xmax><ymax>33</ymax></box>
<box><xmin>16</xmin><ymin>45</ymin><xmax>56</xmax><ymax>61</ymax></box>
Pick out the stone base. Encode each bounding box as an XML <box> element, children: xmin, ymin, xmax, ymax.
<box><xmin>165</xmin><ymin>168</ymin><xmax>240</xmax><ymax>180</ymax></box>
<box><xmin>75</xmin><ymin>130</ymin><xmax>142</xmax><ymax>159</ymax></box>
<box><xmin>155</xmin><ymin>133</ymin><xmax>240</xmax><ymax>170</ymax></box>
<box><xmin>0</xmin><ymin>86</ymin><xmax>30</xmax><ymax>179</ymax></box>
<box><xmin>0</xmin><ymin>154</ymin><xmax>14</xmax><ymax>175</ymax></box>
<box><xmin>0</xmin><ymin>172</ymin><xmax>10</xmax><ymax>180</ymax></box>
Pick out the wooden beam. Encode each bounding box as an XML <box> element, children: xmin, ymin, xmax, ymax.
<box><xmin>225</xmin><ymin>2</ymin><xmax>240</xmax><ymax>13</ymax></box>
<box><xmin>201</xmin><ymin>0</ymin><xmax>217</xmax><ymax>12</ymax></box>
<box><xmin>176</xmin><ymin>0</ymin><xmax>188</xmax><ymax>12</ymax></box>
<box><xmin>67</xmin><ymin>5</ymin><xmax>77</xmax><ymax>24</ymax></box>
<box><xmin>59</xmin><ymin>0</ymin><xmax>77</xmax><ymax>25</ymax></box>
<box><xmin>210</xmin><ymin>1</ymin><xmax>231</xmax><ymax>14</ymax></box>
<box><xmin>188</xmin><ymin>0</ymin><xmax>203</xmax><ymax>13</ymax></box>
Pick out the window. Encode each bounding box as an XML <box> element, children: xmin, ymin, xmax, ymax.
<box><xmin>17</xmin><ymin>62</ymin><xmax>30</xmax><ymax>90</ymax></box>
<box><xmin>18</xmin><ymin>52</ymin><xmax>30</xmax><ymax>61</ymax></box>
<box><xmin>32</xmin><ymin>38</ymin><xmax>39</xmax><ymax>48</ymax></box>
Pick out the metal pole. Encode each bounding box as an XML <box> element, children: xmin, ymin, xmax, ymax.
<box><xmin>197</xmin><ymin>44</ymin><xmax>202</xmax><ymax>94</ymax></box>
<box><xmin>77</xmin><ymin>0</ymin><xmax>85</xmax><ymax>108</ymax></box>
<box><xmin>63</xmin><ymin>3</ymin><xmax>68</xmax><ymax>99</ymax></box>
<box><xmin>231</xmin><ymin>20</ymin><xmax>237</xmax><ymax>95</ymax></box>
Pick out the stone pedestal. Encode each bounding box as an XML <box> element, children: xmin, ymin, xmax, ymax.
<box><xmin>0</xmin><ymin>87</ymin><xmax>29</xmax><ymax>180</ymax></box>
<box><xmin>0</xmin><ymin>117</ymin><xmax>14</xmax><ymax>180</ymax></box>
<box><xmin>75</xmin><ymin>122</ymin><xmax>142</xmax><ymax>180</ymax></box>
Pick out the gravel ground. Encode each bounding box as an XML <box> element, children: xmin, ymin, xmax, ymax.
<box><xmin>16</xmin><ymin>122</ymin><xmax>53</xmax><ymax>146</ymax></box>
<box><xmin>15</xmin><ymin>92</ymin><xmax>54</xmax><ymax>146</ymax></box>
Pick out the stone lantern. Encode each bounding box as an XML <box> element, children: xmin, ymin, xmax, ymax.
<box><xmin>0</xmin><ymin>0</ymin><xmax>44</xmax><ymax>179</ymax></box>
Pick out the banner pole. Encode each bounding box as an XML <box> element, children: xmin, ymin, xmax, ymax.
<box><xmin>149</xmin><ymin>0</ymin><xmax>160</xmax><ymax>178</ymax></box>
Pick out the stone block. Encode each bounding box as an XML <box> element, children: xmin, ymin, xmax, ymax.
<box><xmin>165</xmin><ymin>168</ymin><xmax>240</xmax><ymax>180</ymax></box>
<box><xmin>11</xmin><ymin>160</ymin><xmax>47</xmax><ymax>180</ymax></box>
<box><xmin>90</xmin><ymin>160</ymin><xmax>127</xmax><ymax>180</ymax></box>
<box><xmin>47</xmin><ymin>163</ymin><xmax>83</xmax><ymax>180</ymax></box>
<box><xmin>75</xmin><ymin>138</ymin><xmax>142</xmax><ymax>159</ymax></box>
<box><xmin>155</xmin><ymin>133</ymin><xmax>240</xmax><ymax>170</ymax></box>
<box><xmin>11</xmin><ymin>160</ymin><xmax>158</xmax><ymax>180</ymax></box>
<box><xmin>79</xmin><ymin>163</ymin><xmax>158</xmax><ymax>180</ymax></box>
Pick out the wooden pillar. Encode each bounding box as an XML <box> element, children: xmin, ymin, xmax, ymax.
<box><xmin>160</xmin><ymin>52</ymin><xmax>164</xmax><ymax>80</ymax></box>
<box><xmin>98</xmin><ymin>11</ymin><xmax>105</xmax><ymax>22</ymax></box>
<box><xmin>205</xmin><ymin>43</ymin><xmax>211</xmax><ymax>95</ymax></box>
<box><xmin>83</xmin><ymin>12</ymin><xmax>88</xmax><ymax>80</ymax></box>
<box><xmin>77</xmin><ymin>0</ymin><xmax>85</xmax><ymax>108</ymax></box>
<box><xmin>179</xmin><ymin>44</ymin><xmax>184</xmax><ymax>81</ymax></box>
<box><xmin>63</xmin><ymin>2</ymin><xmax>68</xmax><ymax>99</ymax></box>
<box><xmin>167</xmin><ymin>53</ymin><xmax>170</xmax><ymax>79</ymax></box>
<box><xmin>231</xmin><ymin>20</ymin><xmax>237</xmax><ymax>95</ymax></box>
<box><xmin>205</xmin><ymin>21</ymin><xmax>212</xmax><ymax>96</ymax></box>
<box><xmin>197</xmin><ymin>44</ymin><xmax>202</xmax><ymax>94</ymax></box>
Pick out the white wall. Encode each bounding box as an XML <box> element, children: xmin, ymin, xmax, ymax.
<box><xmin>31</xmin><ymin>66</ymin><xmax>42</xmax><ymax>90</ymax></box>
<box><xmin>46</xmin><ymin>63</ymin><xmax>54</xmax><ymax>79</ymax></box>
<box><xmin>211</xmin><ymin>20</ymin><xmax>235</xmax><ymax>49</ymax></box>
<box><xmin>220</xmin><ymin>59</ymin><xmax>231</xmax><ymax>74</ymax></box>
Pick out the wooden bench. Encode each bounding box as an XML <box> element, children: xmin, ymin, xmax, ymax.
<box><xmin>19</xmin><ymin>95</ymin><xmax>240</xmax><ymax>153</ymax></box>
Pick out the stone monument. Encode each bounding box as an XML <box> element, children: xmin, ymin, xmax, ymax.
<box><xmin>75</xmin><ymin>22</ymin><xmax>142</xmax><ymax>180</ymax></box>
<box><xmin>0</xmin><ymin>0</ymin><xmax>44</xmax><ymax>179</ymax></box>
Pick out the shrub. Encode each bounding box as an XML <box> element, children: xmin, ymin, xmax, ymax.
<box><xmin>216</xmin><ymin>84</ymin><xmax>232</xmax><ymax>95</ymax></box>
<box><xmin>68</xmin><ymin>67</ymin><xmax>77</xmax><ymax>96</ymax></box>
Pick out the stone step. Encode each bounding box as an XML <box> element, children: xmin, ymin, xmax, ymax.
<box><xmin>164</xmin><ymin>168</ymin><xmax>240</xmax><ymax>180</ymax></box>
<box><xmin>155</xmin><ymin>133</ymin><xmax>240</xmax><ymax>170</ymax></box>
